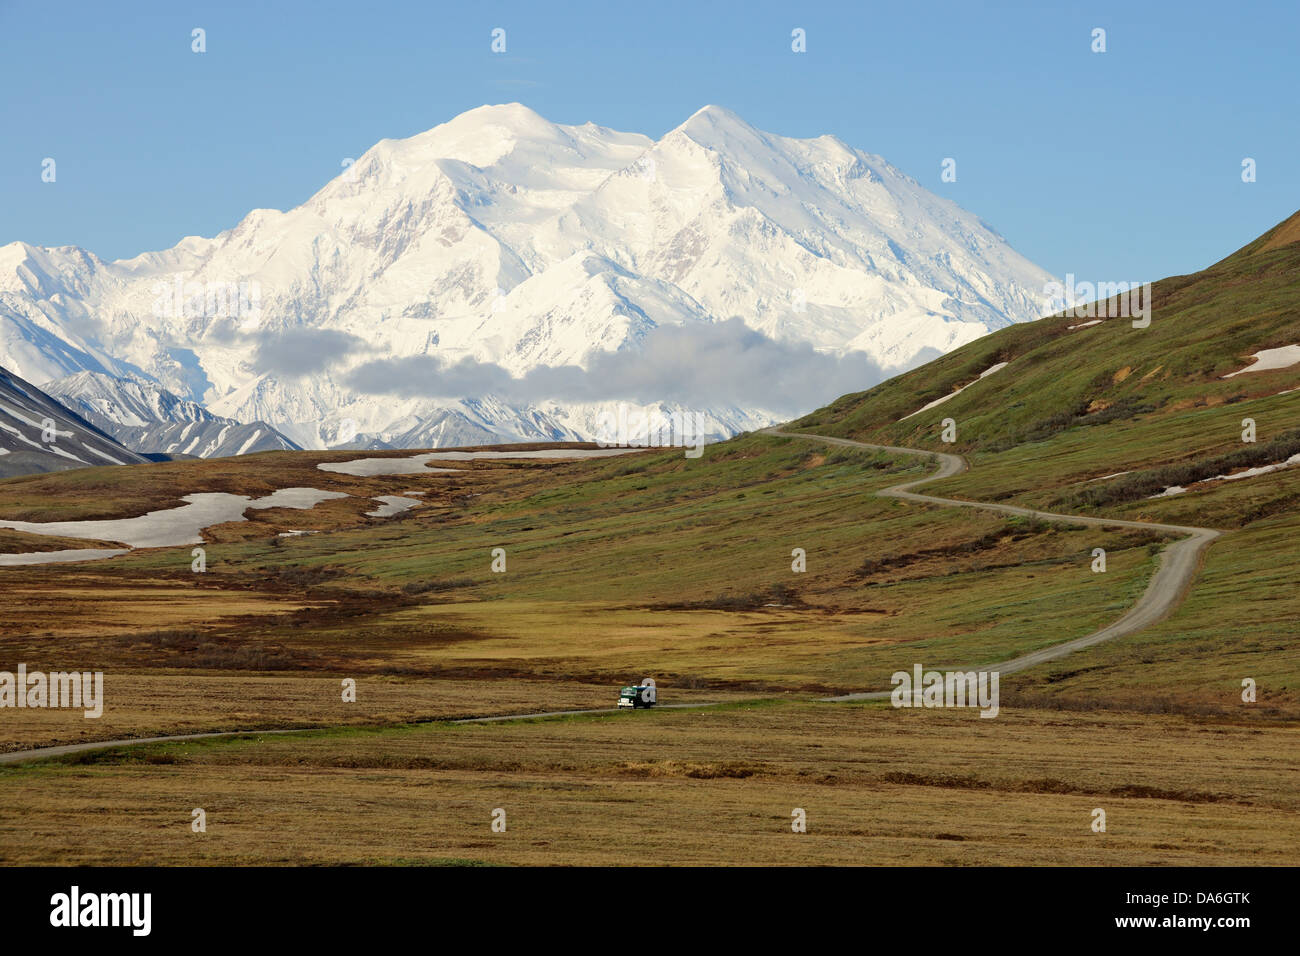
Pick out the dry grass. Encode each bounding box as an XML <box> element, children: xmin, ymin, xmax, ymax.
<box><xmin>0</xmin><ymin>577</ymin><xmax>312</xmax><ymax>642</ymax></box>
<box><xmin>0</xmin><ymin>674</ymin><xmax>729</xmax><ymax>753</ymax></box>
<box><xmin>2</xmin><ymin>702</ymin><xmax>1295</xmax><ymax>865</ymax></box>
<box><xmin>0</xmin><ymin>528</ymin><xmax>124</xmax><ymax>553</ymax></box>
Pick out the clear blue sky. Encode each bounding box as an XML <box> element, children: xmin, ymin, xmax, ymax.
<box><xmin>2</xmin><ymin>0</ymin><xmax>1295</xmax><ymax>283</ymax></box>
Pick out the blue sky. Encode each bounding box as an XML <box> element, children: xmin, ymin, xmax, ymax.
<box><xmin>2</xmin><ymin>0</ymin><xmax>1295</xmax><ymax>283</ymax></box>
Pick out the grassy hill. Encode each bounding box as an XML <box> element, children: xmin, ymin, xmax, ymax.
<box><xmin>796</xmin><ymin>210</ymin><xmax>1300</xmax><ymax>525</ymax></box>
<box><xmin>789</xmin><ymin>209</ymin><xmax>1300</xmax><ymax>711</ymax></box>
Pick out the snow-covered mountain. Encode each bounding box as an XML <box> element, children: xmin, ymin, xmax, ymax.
<box><xmin>0</xmin><ymin>365</ymin><xmax>148</xmax><ymax>477</ymax></box>
<box><xmin>0</xmin><ymin>104</ymin><xmax>1055</xmax><ymax>448</ymax></box>
<box><xmin>43</xmin><ymin>371</ymin><xmax>300</xmax><ymax>458</ymax></box>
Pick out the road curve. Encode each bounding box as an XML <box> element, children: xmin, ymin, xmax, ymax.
<box><xmin>0</xmin><ymin>431</ymin><xmax>1222</xmax><ymax>764</ymax></box>
<box><xmin>760</xmin><ymin>427</ymin><xmax>1222</xmax><ymax>700</ymax></box>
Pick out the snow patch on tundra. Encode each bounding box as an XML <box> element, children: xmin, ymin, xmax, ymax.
<box><xmin>1222</xmin><ymin>344</ymin><xmax>1300</xmax><ymax>378</ymax></box>
<box><xmin>900</xmin><ymin>363</ymin><xmax>1008</xmax><ymax>421</ymax></box>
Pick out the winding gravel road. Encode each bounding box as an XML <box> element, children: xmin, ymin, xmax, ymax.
<box><xmin>761</xmin><ymin>428</ymin><xmax>1221</xmax><ymax>700</ymax></box>
<box><xmin>0</xmin><ymin>431</ymin><xmax>1222</xmax><ymax>764</ymax></box>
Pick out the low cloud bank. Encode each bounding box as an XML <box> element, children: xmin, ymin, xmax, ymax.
<box><xmin>251</xmin><ymin>328</ymin><xmax>369</xmax><ymax>377</ymax></box>
<box><xmin>341</xmin><ymin>318</ymin><xmax>892</xmax><ymax>416</ymax></box>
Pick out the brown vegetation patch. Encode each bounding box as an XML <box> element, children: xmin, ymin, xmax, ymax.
<box><xmin>618</xmin><ymin>760</ymin><xmax>767</xmax><ymax>779</ymax></box>
<box><xmin>648</xmin><ymin>583</ymin><xmax>803</xmax><ymax>611</ymax></box>
<box><xmin>882</xmin><ymin>770</ymin><xmax>1231</xmax><ymax>805</ymax></box>
<box><xmin>0</xmin><ymin>528</ymin><xmax>125</xmax><ymax>554</ymax></box>
<box><xmin>113</xmin><ymin>629</ymin><xmax>330</xmax><ymax>670</ymax></box>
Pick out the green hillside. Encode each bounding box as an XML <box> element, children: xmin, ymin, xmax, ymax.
<box><xmin>796</xmin><ymin>209</ymin><xmax>1300</xmax><ymax>525</ymax></box>
<box><xmin>788</xmin><ymin>209</ymin><xmax>1300</xmax><ymax>711</ymax></box>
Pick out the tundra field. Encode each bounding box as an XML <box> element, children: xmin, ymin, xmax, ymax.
<box><xmin>1</xmin><ymin>217</ymin><xmax>1299</xmax><ymax>865</ymax></box>
<box><xmin>4</xmin><ymin>703</ymin><xmax>1299</xmax><ymax>866</ymax></box>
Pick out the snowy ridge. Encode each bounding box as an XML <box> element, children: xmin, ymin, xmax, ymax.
<box><xmin>44</xmin><ymin>371</ymin><xmax>300</xmax><ymax>458</ymax></box>
<box><xmin>0</xmin><ymin>104</ymin><xmax>1055</xmax><ymax>449</ymax></box>
<box><xmin>0</xmin><ymin>365</ymin><xmax>148</xmax><ymax>476</ymax></box>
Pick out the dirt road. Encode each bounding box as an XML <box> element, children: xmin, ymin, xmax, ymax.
<box><xmin>759</xmin><ymin>428</ymin><xmax>1221</xmax><ymax>700</ymax></box>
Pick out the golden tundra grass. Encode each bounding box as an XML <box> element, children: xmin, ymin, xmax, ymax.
<box><xmin>2</xmin><ymin>702</ymin><xmax>1296</xmax><ymax>866</ymax></box>
<box><xmin>0</xmin><ymin>675</ymin><xmax>750</xmax><ymax>753</ymax></box>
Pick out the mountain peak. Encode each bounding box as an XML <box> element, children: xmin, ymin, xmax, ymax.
<box><xmin>667</xmin><ymin>106</ymin><xmax>858</xmax><ymax>169</ymax></box>
<box><xmin>675</xmin><ymin>104</ymin><xmax>755</xmax><ymax>140</ymax></box>
<box><xmin>1</xmin><ymin>103</ymin><xmax>1056</xmax><ymax>451</ymax></box>
<box><xmin>685</xmin><ymin>103</ymin><xmax>745</xmax><ymax>122</ymax></box>
<box><xmin>429</xmin><ymin>102</ymin><xmax>567</xmax><ymax>145</ymax></box>
<box><xmin>378</xmin><ymin>102</ymin><xmax>643</xmax><ymax>176</ymax></box>
<box><xmin>455</xmin><ymin>102</ymin><xmax>550</xmax><ymax>126</ymax></box>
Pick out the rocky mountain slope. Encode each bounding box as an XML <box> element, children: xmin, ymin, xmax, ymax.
<box><xmin>0</xmin><ymin>365</ymin><xmax>148</xmax><ymax>477</ymax></box>
<box><xmin>43</xmin><ymin>371</ymin><xmax>299</xmax><ymax>457</ymax></box>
